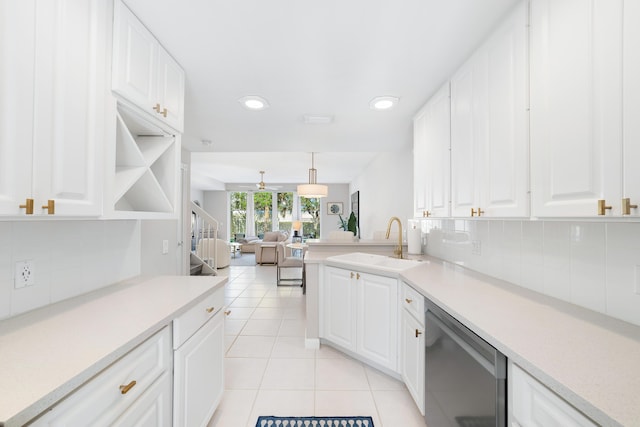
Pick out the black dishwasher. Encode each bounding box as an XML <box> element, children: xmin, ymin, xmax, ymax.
<box><xmin>424</xmin><ymin>300</ymin><xmax>506</xmax><ymax>427</ymax></box>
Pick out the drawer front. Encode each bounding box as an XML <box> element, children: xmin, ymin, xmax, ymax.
<box><xmin>32</xmin><ymin>327</ymin><xmax>171</xmax><ymax>426</ymax></box>
<box><xmin>401</xmin><ymin>282</ymin><xmax>424</xmax><ymax>324</ymax></box>
<box><xmin>173</xmin><ymin>286</ymin><xmax>224</xmax><ymax>349</ymax></box>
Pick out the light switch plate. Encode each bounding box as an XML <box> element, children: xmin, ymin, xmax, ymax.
<box><xmin>162</xmin><ymin>240</ymin><xmax>169</xmax><ymax>254</ymax></box>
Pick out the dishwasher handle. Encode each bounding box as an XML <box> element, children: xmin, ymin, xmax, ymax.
<box><xmin>426</xmin><ymin>310</ymin><xmax>501</xmax><ymax>378</ymax></box>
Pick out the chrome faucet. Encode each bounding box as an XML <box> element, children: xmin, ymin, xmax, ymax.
<box><xmin>385</xmin><ymin>216</ymin><xmax>403</xmax><ymax>259</ymax></box>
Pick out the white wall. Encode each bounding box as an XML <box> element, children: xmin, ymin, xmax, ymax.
<box><xmin>349</xmin><ymin>149</ymin><xmax>414</xmax><ymax>239</ymax></box>
<box><xmin>203</xmin><ymin>191</ymin><xmax>229</xmax><ymax>240</ymax></box>
<box><xmin>0</xmin><ymin>220</ymin><xmax>140</xmax><ymax>320</ymax></box>
<box><xmin>421</xmin><ymin>218</ymin><xmax>640</xmax><ymax>327</ymax></box>
<box><xmin>319</xmin><ymin>184</ymin><xmax>350</xmax><ymax>239</ymax></box>
<box><xmin>140</xmin><ymin>220</ymin><xmax>180</xmax><ymax>275</ymax></box>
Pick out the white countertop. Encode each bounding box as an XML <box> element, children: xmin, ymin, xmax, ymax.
<box><xmin>0</xmin><ymin>275</ymin><xmax>227</xmax><ymax>427</ymax></box>
<box><xmin>306</xmin><ymin>251</ymin><xmax>640</xmax><ymax>426</ymax></box>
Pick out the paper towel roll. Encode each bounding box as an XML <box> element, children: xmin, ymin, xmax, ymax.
<box><xmin>407</xmin><ymin>225</ymin><xmax>422</xmax><ymax>255</ymax></box>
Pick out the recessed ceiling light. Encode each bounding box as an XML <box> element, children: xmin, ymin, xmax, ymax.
<box><xmin>369</xmin><ymin>96</ymin><xmax>399</xmax><ymax>111</ymax></box>
<box><xmin>239</xmin><ymin>95</ymin><xmax>269</xmax><ymax>111</ymax></box>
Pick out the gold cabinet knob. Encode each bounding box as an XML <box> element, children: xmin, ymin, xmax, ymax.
<box><xmin>153</xmin><ymin>103</ymin><xmax>161</xmax><ymax>113</ymax></box>
<box><xmin>622</xmin><ymin>198</ymin><xmax>638</xmax><ymax>215</ymax></box>
<box><xmin>356</xmin><ymin>273</ymin><xmax>360</xmax><ymax>280</ymax></box>
<box><xmin>205</xmin><ymin>307</ymin><xmax>214</xmax><ymax>313</ymax></box>
<box><xmin>224</xmin><ymin>310</ymin><xmax>231</xmax><ymax>316</ymax></box>
<box><xmin>415</xmin><ymin>329</ymin><xmax>423</xmax><ymax>338</ymax></box>
<box><xmin>41</xmin><ymin>199</ymin><xmax>55</xmax><ymax>215</ymax></box>
<box><xmin>19</xmin><ymin>198</ymin><xmax>34</xmax><ymax>215</ymax></box>
<box><xmin>119</xmin><ymin>380</ymin><xmax>137</xmax><ymax>394</ymax></box>
<box><xmin>423</xmin><ymin>210</ymin><xmax>431</xmax><ymax>217</ymax></box>
<box><xmin>405</xmin><ymin>298</ymin><xmax>413</xmax><ymax>304</ymax></box>
<box><xmin>161</xmin><ymin>107</ymin><xmax>168</xmax><ymax>118</ymax></box>
<box><xmin>597</xmin><ymin>199</ymin><xmax>612</xmax><ymax>215</ymax></box>
<box><xmin>350</xmin><ymin>272</ymin><xmax>355</xmax><ymax>279</ymax></box>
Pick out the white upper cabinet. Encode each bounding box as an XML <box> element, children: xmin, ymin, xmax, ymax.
<box><xmin>623</xmin><ymin>0</ymin><xmax>640</xmax><ymax>217</ymax></box>
<box><xmin>530</xmin><ymin>0</ymin><xmax>623</xmax><ymax>217</ymax></box>
<box><xmin>0</xmin><ymin>0</ymin><xmax>109</xmax><ymax>217</ymax></box>
<box><xmin>112</xmin><ymin>0</ymin><xmax>185</xmax><ymax>133</ymax></box>
<box><xmin>414</xmin><ymin>82</ymin><xmax>451</xmax><ymax>218</ymax></box>
<box><xmin>451</xmin><ymin>1</ymin><xmax>529</xmax><ymax>217</ymax></box>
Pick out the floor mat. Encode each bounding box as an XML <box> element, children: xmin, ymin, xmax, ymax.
<box><xmin>255</xmin><ymin>416</ymin><xmax>375</xmax><ymax>426</ymax></box>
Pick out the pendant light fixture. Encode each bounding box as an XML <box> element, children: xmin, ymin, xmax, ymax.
<box><xmin>297</xmin><ymin>152</ymin><xmax>328</xmax><ymax>198</ymax></box>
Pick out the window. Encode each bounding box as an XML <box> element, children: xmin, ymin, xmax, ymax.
<box><xmin>253</xmin><ymin>192</ymin><xmax>273</xmax><ymax>237</ymax></box>
<box><xmin>300</xmin><ymin>197</ymin><xmax>320</xmax><ymax>238</ymax></box>
<box><xmin>277</xmin><ymin>192</ymin><xmax>294</xmax><ymax>232</ymax></box>
<box><xmin>230</xmin><ymin>192</ymin><xmax>247</xmax><ymax>240</ymax></box>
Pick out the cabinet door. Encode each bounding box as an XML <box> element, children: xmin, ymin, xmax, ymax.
<box><xmin>31</xmin><ymin>0</ymin><xmax>108</xmax><ymax>216</ymax></box>
<box><xmin>530</xmin><ymin>0</ymin><xmax>623</xmax><ymax>217</ymax></box>
<box><xmin>173</xmin><ymin>312</ymin><xmax>224</xmax><ymax>427</ymax></box>
<box><xmin>401</xmin><ymin>309</ymin><xmax>425</xmax><ymax>415</ymax></box>
<box><xmin>451</xmin><ymin>1</ymin><xmax>528</xmax><ymax>218</ymax></box>
<box><xmin>482</xmin><ymin>1</ymin><xmax>529</xmax><ymax>217</ymax></box>
<box><xmin>451</xmin><ymin>53</ymin><xmax>486</xmax><ymax>217</ymax></box>
<box><xmin>157</xmin><ymin>49</ymin><xmax>185</xmax><ymax>133</ymax></box>
<box><xmin>413</xmin><ymin>109</ymin><xmax>428</xmax><ymax>218</ymax></box>
<box><xmin>356</xmin><ymin>272</ymin><xmax>398</xmax><ymax>371</ymax></box>
<box><xmin>424</xmin><ymin>83</ymin><xmax>451</xmax><ymax>217</ymax></box>
<box><xmin>112</xmin><ymin>0</ymin><xmax>158</xmax><ymax>115</ymax></box>
<box><xmin>511</xmin><ymin>364</ymin><xmax>597</xmax><ymax>426</ymax></box>
<box><xmin>322</xmin><ymin>267</ymin><xmax>357</xmax><ymax>352</ymax></box>
<box><xmin>112</xmin><ymin>372</ymin><xmax>172</xmax><ymax>427</ymax></box>
<box><xmin>0</xmin><ymin>1</ymin><xmax>34</xmax><ymax>215</ymax></box>
<box><xmin>623</xmin><ymin>0</ymin><xmax>640</xmax><ymax>217</ymax></box>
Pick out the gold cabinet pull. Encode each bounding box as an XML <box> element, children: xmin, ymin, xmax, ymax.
<box><xmin>205</xmin><ymin>306</ymin><xmax>214</xmax><ymax>313</ymax></box>
<box><xmin>471</xmin><ymin>207</ymin><xmax>485</xmax><ymax>216</ymax></box>
<box><xmin>356</xmin><ymin>273</ymin><xmax>360</xmax><ymax>280</ymax></box>
<box><xmin>470</xmin><ymin>208</ymin><xmax>477</xmax><ymax>217</ymax></box>
<box><xmin>153</xmin><ymin>103</ymin><xmax>161</xmax><ymax>113</ymax></box>
<box><xmin>622</xmin><ymin>198</ymin><xmax>638</xmax><ymax>215</ymax></box>
<box><xmin>415</xmin><ymin>329</ymin><xmax>423</xmax><ymax>338</ymax></box>
<box><xmin>41</xmin><ymin>199</ymin><xmax>55</xmax><ymax>215</ymax></box>
<box><xmin>224</xmin><ymin>310</ymin><xmax>231</xmax><ymax>316</ymax></box>
<box><xmin>119</xmin><ymin>380</ymin><xmax>137</xmax><ymax>394</ymax></box>
<box><xmin>423</xmin><ymin>210</ymin><xmax>431</xmax><ymax>217</ymax></box>
<box><xmin>405</xmin><ymin>298</ymin><xmax>413</xmax><ymax>304</ymax></box>
<box><xmin>19</xmin><ymin>198</ymin><xmax>34</xmax><ymax>215</ymax></box>
<box><xmin>597</xmin><ymin>199</ymin><xmax>612</xmax><ymax>215</ymax></box>
<box><xmin>350</xmin><ymin>272</ymin><xmax>355</xmax><ymax>279</ymax></box>
<box><xmin>161</xmin><ymin>107</ymin><xmax>168</xmax><ymax>118</ymax></box>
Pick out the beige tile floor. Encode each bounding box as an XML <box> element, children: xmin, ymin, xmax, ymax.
<box><xmin>208</xmin><ymin>265</ymin><xmax>427</xmax><ymax>427</ymax></box>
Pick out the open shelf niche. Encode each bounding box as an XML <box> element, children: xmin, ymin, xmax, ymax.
<box><xmin>114</xmin><ymin>103</ymin><xmax>177</xmax><ymax>214</ymax></box>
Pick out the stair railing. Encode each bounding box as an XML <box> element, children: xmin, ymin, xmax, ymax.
<box><xmin>191</xmin><ymin>201</ymin><xmax>220</xmax><ymax>274</ymax></box>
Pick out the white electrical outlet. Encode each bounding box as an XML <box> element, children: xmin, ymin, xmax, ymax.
<box><xmin>14</xmin><ymin>260</ymin><xmax>35</xmax><ymax>288</ymax></box>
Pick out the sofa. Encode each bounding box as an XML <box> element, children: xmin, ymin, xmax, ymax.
<box><xmin>238</xmin><ymin>236</ymin><xmax>261</xmax><ymax>253</ymax></box>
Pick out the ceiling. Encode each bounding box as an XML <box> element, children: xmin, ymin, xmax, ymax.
<box><xmin>123</xmin><ymin>0</ymin><xmax>520</xmax><ymax>190</ymax></box>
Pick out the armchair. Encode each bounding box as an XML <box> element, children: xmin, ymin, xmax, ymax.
<box><xmin>276</xmin><ymin>242</ymin><xmax>306</xmax><ymax>286</ymax></box>
<box><xmin>195</xmin><ymin>238</ymin><xmax>231</xmax><ymax>269</ymax></box>
<box><xmin>255</xmin><ymin>231</ymin><xmax>289</xmax><ymax>264</ymax></box>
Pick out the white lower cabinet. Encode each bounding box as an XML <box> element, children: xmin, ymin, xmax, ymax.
<box><xmin>32</xmin><ymin>327</ymin><xmax>172</xmax><ymax>426</ymax></box>
<box><xmin>510</xmin><ymin>363</ymin><xmax>597</xmax><ymax>427</ymax></box>
<box><xmin>321</xmin><ymin>266</ymin><xmax>398</xmax><ymax>372</ymax></box>
<box><xmin>400</xmin><ymin>283</ymin><xmax>425</xmax><ymax>415</ymax></box>
<box><xmin>173</xmin><ymin>287</ymin><xmax>225</xmax><ymax>427</ymax></box>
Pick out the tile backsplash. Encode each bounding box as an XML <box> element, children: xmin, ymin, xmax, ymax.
<box><xmin>0</xmin><ymin>220</ymin><xmax>140</xmax><ymax>320</ymax></box>
<box><xmin>420</xmin><ymin>218</ymin><xmax>640</xmax><ymax>327</ymax></box>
